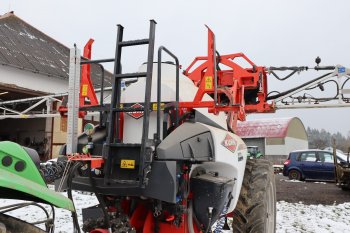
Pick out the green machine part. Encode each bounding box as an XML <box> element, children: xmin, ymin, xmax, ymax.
<box><xmin>0</xmin><ymin>141</ymin><xmax>75</xmax><ymax>212</ymax></box>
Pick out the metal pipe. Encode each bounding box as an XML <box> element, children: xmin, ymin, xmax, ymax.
<box><xmin>332</xmin><ymin>138</ymin><xmax>338</xmax><ymax>183</ymax></box>
<box><xmin>213</xmin><ymin>34</ymin><xmax>218</xmax><ymax>106</ymax></box>
<box><xmin>275</xmin><ymin>103</ymin><xmax>350</xmax><ymax>109</ymax></box>
<box><xmin>0</xmin><ymin>93</ymin><xmax>67</xmax><ymax>105</ymax></box>
<box><xmin>157</xmin><ymin>46</ymin><xmax>180</xmax><ymax>141</ymax></box>
<box><xmin>80</xmin><ymin>58</ymin><xmax>115</xmax><ymax>64</ymax></box>
<box><xmin>96</xmin><ymin>64</ymin><xmax>105</xmax><ymax>126</ymax></box>
<box><xmin>0</xmin><ymin>112</ymin><xmax>101</xmax><ymax>119</ymax></box>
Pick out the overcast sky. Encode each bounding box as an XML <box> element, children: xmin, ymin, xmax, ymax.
<box><xmin>1</xmin><ymin>0</ymin><xmax>349</xmax><ymax>136</ymax></box>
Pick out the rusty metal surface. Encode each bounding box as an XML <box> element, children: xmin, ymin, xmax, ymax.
<box><xmin>0</xmin><ymin>12</ymin><xmax>112</xmax><ymax>88</ymax></box>
<box><xmin>236</xmin><ymin>118</ymin><xmax>292</xmax><ymax>138</ymax></box>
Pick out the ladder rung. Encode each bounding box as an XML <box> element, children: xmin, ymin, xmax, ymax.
<box><xmin>112</xmin><ymin>107</ymin><xmax>144</xmax><ymax>112</ymax></box>
<box><xmin>109</xmin><ymin>143</ymin><xmax>141</xmax><ymax>148</ymax></box>
<box><xmin>115</xmin><ymin>72</ymin><xmax>147</xmax><ymax>79</ymax></box>
<box><xmin>110</xmin><ymin>179</ymin><xmax>140</xmax><ymax>185</ymax></box>
<box><xmin>119</xmin><ymin>39</ymin><xmax>149</xmax><ymax>47</ymax></box>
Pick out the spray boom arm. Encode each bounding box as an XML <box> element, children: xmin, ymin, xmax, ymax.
<box><xmin>181</xmin><ymin>27</ymin><xmax>350</xmax><ymax>130</ymax></box>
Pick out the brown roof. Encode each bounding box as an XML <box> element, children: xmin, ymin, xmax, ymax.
<box><xmin>0</xmin><ymin>12</ymin><xmax>112</xmax><ymax>88</ymax></box>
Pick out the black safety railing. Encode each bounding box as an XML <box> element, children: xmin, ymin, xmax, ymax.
<box><xmin>157</xmin><ymin>46</ymin><xmax>180</xmax><ymax>142</ymax></box>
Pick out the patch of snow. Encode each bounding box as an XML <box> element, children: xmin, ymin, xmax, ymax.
<box><xmin>2</xmin><ymin>192</ymin><xmax>350</xmax><ymax>232</ymax></box>
<box><xmin>277</xmin><ymin>201</ymin><xmax>350</xmax><ymax>233</ymax></box>
<box><xmin>59</xmin><ymin>59</ymin><xmax>67</xmax><ymax>66</ymax></box>
<box><xmin>280</xmin><ymin>179</ymin><xmax>305</xmax><ymax>183</ymax></box>
<box><xmin>3</xmin><ymin>24</ymin><xmax>15</xmax><ymax>31</ymax></box>
<box><xmin>19</xmin><ymin>29</ymin><xmax>37</xmax><ymax>40</ymax></box>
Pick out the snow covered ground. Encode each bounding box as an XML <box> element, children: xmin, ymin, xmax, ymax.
<box><xmin>277</xmin><ymin>201</ymin><xmax>350</xmax><ymax>233</ymax></box>
<box><xmin>1</xmin><ymin>191</ymin><xmax>350</xmax><ymax>232</ymax></box>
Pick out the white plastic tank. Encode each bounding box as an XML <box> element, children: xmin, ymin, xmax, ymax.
<box><xmin>118</xmin><ymin>63</ymin><xmax>227</xmax><ymax>143</ymax></box>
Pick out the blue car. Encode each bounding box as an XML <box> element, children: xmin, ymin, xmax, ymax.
<box><xmin>283</xmin><ymin>149</ymin><xmax>347</xmax><ymax>181</ymax></box>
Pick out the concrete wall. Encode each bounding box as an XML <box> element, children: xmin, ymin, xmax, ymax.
<box><xmin>0</xmin><ymin>65</ymin><xmax>68</xmax><ymax>93</ymax></box>
<box><xmin>265</xmin><ymin>137</ymin><xmax>308</xmax><ymax>164</ymax></box>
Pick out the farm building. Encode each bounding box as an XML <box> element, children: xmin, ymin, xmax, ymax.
<box><xmin>236</xmin><ymin>117</ymin><xmax>308</xmax><ymax>164</ymax></box>
<box><xmin>0</xmin><ymin>12</ymin><xmax>111</xmax><ymax>160</ymax></box>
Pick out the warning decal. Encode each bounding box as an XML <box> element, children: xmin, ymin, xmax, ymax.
<box><xmin>82</xmin><ymin>84</ymin><xmax>88</xmax><ymax>96</ymax></box>
<box><xmin>120</xmin><ymin>159</ymin><xmax>135</xmax><ymax>169</ymax></box>
<box><xmin>205</xmin><ymin>76</ymin><xmax>213</xmax><ymax>90</ymax></box>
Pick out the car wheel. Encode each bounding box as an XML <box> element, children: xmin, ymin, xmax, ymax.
<box><xmin>288</xmin><ymin>169</ymin><xmax>301</xmax><ymax>180</ymax></box>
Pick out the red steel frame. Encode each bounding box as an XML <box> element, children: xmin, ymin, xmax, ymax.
<box><xmin>59</xmin><ymin>39</ymin><xmax>99</xmax><ymax>117</ymax></box>
<box><xmin>180</xmin><ymin>27</ymin><xmax>274</xmax><ymax>131</ymax></box>
<box><xmin>80</xmin><ymin>38</ymin><xmax>99</xmax><ymax>107</ymax></box>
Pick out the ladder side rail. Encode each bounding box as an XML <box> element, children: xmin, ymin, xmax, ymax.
<box><xmin>139</xmin><ymin>20</ymin><xmax>156</xmax><ymax>186</ymax></box>
<box><xmin>107</xmin><ymin>24</ymin><xmax>124</xmax><ymax>146</ymax></box>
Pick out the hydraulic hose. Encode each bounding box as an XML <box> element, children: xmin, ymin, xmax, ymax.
<box><xmin>87</xmin><ymin>163</ymin><xmax>112</xmax><ymax>233</ymax></box>
<box><xmin>205</xmin><ymin>207</ymin><xmax>213</xmax><ymax>233</ymax></box>
<box><xmin>267</xmin><ymin>72</ymin><xmax>333</xmax><ymax>100</ymax></box>
<box><xmin>213</xmin><ymin>205</ymin><xmax>228</xmax><ymax>233</ymax></box>
<box><xmin>67</xmin><ymin>162</ymin><xmax>82</xmax><ymax>233</ymax></box>
<box><xmin>187</xmin><ymin>200</ymin><xmax>195</xmax><ymax>233</ymax></box>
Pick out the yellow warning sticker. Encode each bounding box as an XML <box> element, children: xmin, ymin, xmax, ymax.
<box><xmin>152</xmin><ymin>103</ymin><xmax>165</xmax><ymax>111</ymax></box>
<box><xmin>120</xmin><ymin>159</ymin><xmax>135</xmax><ymax>169</ymax></box>
<box><xmin>82</xmin><ymin>84</ymin><xmax>88</xmax><ymax>96</ymax></box>
<box><xmin>205</xmin><ymin>76</ymin><xmax>213</xmax><ymax>90</ymax></box>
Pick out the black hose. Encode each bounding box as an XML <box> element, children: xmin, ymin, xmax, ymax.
<box><xmin>341</xmin><ymin>77</ymin><xmax>350</xmax><ymax>99</ymax></box>
<box><xmin>205</xmin><ymin>216</ymin><xmax>212</xmax><ymax>233</ymax></box>
<box><xmin>67</xmin><ymin>162</ymin><xmax>82</xmax><ymax>233</ymax></box>
<box><xmin>267</xmin><ymin>91</ymin><xmax>280</xmax><ymax>98</ymax></box>
<box><xmin>268</xmin><ymin>66</ymin><xmax>308</xmax><ymax>81</ymax></box>
<box><xmin>88</xmin><ymin>163</ymin><xmax>112</xmax><ymax>231</ymax></box>
<box><xmin>48</xmin><ymin>204</ymin><xmax>55</xmax><ymax>233</ymax></box>
<box><xmin>267</xmin><ymin>72</ymin><xmax>333</xmax><ymax>100</ymax></box>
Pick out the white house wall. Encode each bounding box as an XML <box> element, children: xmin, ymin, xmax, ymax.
<box><xmin>285</xmin><ymin>137</ymin><xmax>308</xmax><ymax>154</ymax></box>
<box><xmin>265</xmin><ymin>137</ymin><xmax>308</xmax><ymax>156</ymax></box>
<box><xmin>0</xmin><ymin>65</ymin><xmax>68</xmax><ymax>93</ymax></box>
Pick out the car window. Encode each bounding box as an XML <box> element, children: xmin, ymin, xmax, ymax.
<box><xmin>299</xmin><ymin>152</ymin><xmax>317</xmax><ymax>162</ymax></box>
<box><xmin>323</xmin><ymin>152</ymin><xmax>334</xmax><ymax>163</ymax></box>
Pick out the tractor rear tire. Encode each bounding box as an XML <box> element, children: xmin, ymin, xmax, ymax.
<box><xmin>231</xmin><ymin>159</ymin><xmax>276</xmax><ymax>233</ymax></box>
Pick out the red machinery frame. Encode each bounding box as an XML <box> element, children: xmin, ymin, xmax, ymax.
<box><xmin>80</xmin><ymin>38</ymin><xmax>99</xmax><ymax>107</ymax></box>
<box><xmin>59</xmin><ymin>39</ymin><xmax>99</xmax><ymax>117</ymax></box>
<box><xmin>181</xmin><ymin>27</ymin><xmax>274</xmax><ymax>130</ymax></box>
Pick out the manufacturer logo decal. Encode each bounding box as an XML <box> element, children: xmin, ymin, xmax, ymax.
<box><xmin>127</xmin><ymin>103</ymin><xmax>144</xmax><ymax>119</ymax></box>
<box><xmin>222</xmin><ymin>134</ymin><xmax>237</xmax><ymax>153</ymax></box>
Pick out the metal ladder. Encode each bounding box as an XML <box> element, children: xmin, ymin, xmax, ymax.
<box><xmin>103</xmin><ymin>20</ymin><xmax>156</xmax><ymax>188</ymax></box>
